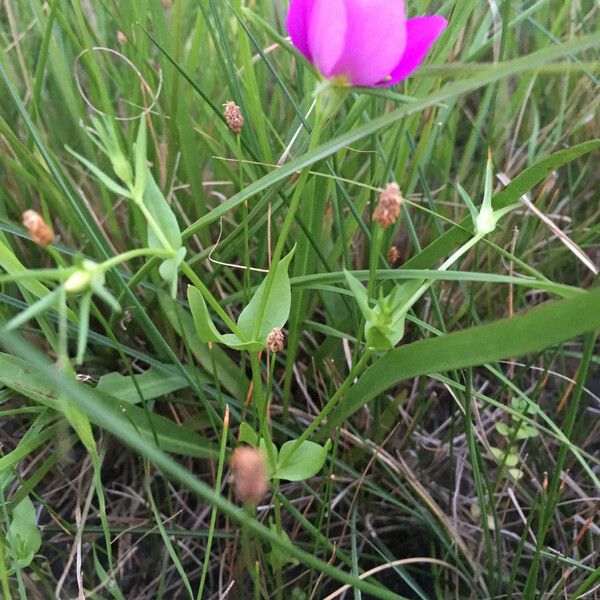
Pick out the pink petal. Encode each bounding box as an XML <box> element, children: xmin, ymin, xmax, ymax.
<box><xmin>313</xmin><ymin>0</ymin><xmax>407</xmax><ymax>87</ymax></box>
<box><xmin>379</xmin><ymin>15</ymin><xmax>447</xmax><ymax>86</ymax></box>
<box><xmin>286</xmin><ymin>0</ymin><xmax>317</xmax><ymax>61</ymax></box>
<box><xmin>307</xmin><ymin>0</ymin><xmax>349</xmax><ymax>78</ymax></box>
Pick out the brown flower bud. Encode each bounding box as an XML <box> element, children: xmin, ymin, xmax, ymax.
<box><xmin>22</xmin><ymin>210</ymin><xmax>54</xmax><ymax>246</ymax></box>
<box><xmin>117</xmin><ymin>31</ymin><xmax>128</xmax><ymax>45</ymax></box>
<box><xmin>223</xmin><ymin>101</ymin><xmax>244</xmax><ymax>135</ymax></box>
<box><xmin>161</xmin><ymin>0</ymin><xmax>173</xmax><ymax>8</ymax></box>
<box><xmin>373</xmin><ymin>183</ymin><xmax>402</xmax><ymax>228</ymax></box>
<box><xmin>387</xmin><ymin>245</ymin><xmax>400</xmax><ymax>265</ymax></box>
<box><xmin>230</xmin><ymin>447</ymin><xmax>268</xmax><ymax>504</ymax></box>
<box><xmin>266</xmin><ymin>328</ymin><xmax>285</xmax><ymax>352</ymax></box>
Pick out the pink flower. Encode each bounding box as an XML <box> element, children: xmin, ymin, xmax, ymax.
<box><xmin>286</xmin><ymin>0</ymin><xmax>447</xmax><ymax>87</ymax></box>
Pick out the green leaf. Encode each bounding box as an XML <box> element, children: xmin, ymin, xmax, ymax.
<box><xmin>266</xmin><ymin>523</ymin><xmax>299</xmax><ymax>570</ymax></box>
<box><xmin>97</xmin><ymin>367</ymin><xmax>195</xmax><ymax>405</ymax></box>
<box><xmin>66</xmin><ymin>146</ymin><xmax>132</xmax><ymax>197</ymax></box>
<box><xmin>515</xmin><ymin>425</ymin><xmax>539</xmax><ymax>440</ymax></box>
<box><xmin>144</xmin><ymin>172</ymin><xmax>181</xmax><ymax>253</ymax></box>
<box><xmin>144</xmin><ymin>172</ymin><xmax>185</xmax><ymax>296</ymax></box>
<box><xmin>8</xmin><ymin>496</ymin><xmax>41</xmax><ymax>568</ymax></box>
<box><xmin>509</xmin><ymin>468</ymin><xmax>524</xmax><ymax>481</ymax></box>
<box><xmin>259</xmin><ymin>438</ymin><xmax>278</xmax><ymax>475</ymax></box>
<box><xmin>239</xmin><ymin>422</ymin><xmax>258</xmax><ymax>447</ymax></box>
<box><xmin>495</xmin><ymin>422</ymin><xmax>511</xmax><ymax>437</ymax></box>
<box><xmin>324</xmin><ymin>285</ymin><xmax>600</xmax><ymax>434</ymax></box>
<box><xmin>187</xmin><ymin>286</ymin><xmax>228</xmax><ymax>345</ymax></box>
<box><xmin>93</xmin><ymin>546</ymin><xmax>126</xmax><ymax>600</ymax></box>
<box><xmin>275</xmin><ymin>440</ymin><xmax>327</xmax><ymax>482</ymax></box>
<box><xmin>489</xmin><ymin>447</ymin><xmax>504</xmax><ymax>462</ymax></box>
<box><xmin>344</xmin><ymin>270</ymin><xmax>371</xmax><ymax>320</ymax></box>
<box><xmin>220</xmin><ymin>333</ymin><xmax>263</xmax><ymax>352</ymax></box>
<box><xmin>237</xmin><ymin>248</ymin><xmax>295</xmax><ymax>343</ymax></box>
<box><xmin>159</xmin><ymin>246</ymin><xmax>187</xmax><ymax>299</ymax></box>
<box><xmin>0</xmin><ymin>353</ymin><xmax>217</xmax><ymax>459</ymax></box>
<box><xmin>505</xmin><ymin>452</ymin><xmax>519</xmax><ymax>468</ymax></box>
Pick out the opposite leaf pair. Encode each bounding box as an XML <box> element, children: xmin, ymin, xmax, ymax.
<box><xmin>188</xmin><ymin>249</ymin><xmax>295</xmax><ymax>352</ymax></box>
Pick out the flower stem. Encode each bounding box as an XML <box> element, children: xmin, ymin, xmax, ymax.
<box><xmin>99</xmin><ymin>247</ymin><xmax>173</xmax><ymax>271</ymax></box>
<box><xmin>279</xmin><ymin>349</ymin><xmax>373</xmax><ymax>470</ymax></box>
<box><xmin>249</xmin><ymin>352</ymin><xmax>277</xmax><ymax>469</ymax></box>
<box><xmin>395</xmin><ymin>231</ymin><xmax>486</xmax><ymax>324</ymax></box>
<box><xmin>251</xmin><ymin>103</ymin><xmax>328</xmax><ymax>342</ymax></box>
<box><xmin>196</xmin><ymin>406</ymin><xmax>229</xmax><ymax>600</ymax></box>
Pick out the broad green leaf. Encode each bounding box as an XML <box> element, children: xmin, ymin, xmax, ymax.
<box><xmin>0</xmin><ymin>353</ymin><xmax>217</xmax><ymax>459</ymax></box>
<box><xmin>259</xmin><ymin>438</ymin><xmax>278</xmax><ymax>474</ymax></box>
<box><xmin>8</xmin><ymin>496</ymin><xmax>41</xmax><ymax>568</ymax></box>
<box><xmin>515</xmin><ymin>425</ymin><xmax>539</xmax><ymax>440</ymax></box>
<box><xmin>221</xmin><ymin>333</ymin><xmax>263</xmax><ymax>352</ymax></box>
<box><xmin>275</xmin><ymin>440</ymin><xmax>327</xmax><ymax>482</ymax></box>
<box><xmin>97</xmin><ymin>366</ymin><xmax>195</xmax><ymax>404</ymax></box>
<box><xmin>144</xmin><ymin>171</ymin><xmax>182</xmax><ymax>253</ymax></box>
<box><xmin>509</xmin><ymin>468</ymin><xmax>524</xmax><ymax>481</ymax></box>
<box><xmin>144</xmin><ymin>171</ymin><xmax>185</xmax><ymax>296</ymax></box>
<box><xmin>237</xmin><ymin>248</ymin><xmax>295</xmax><ymax>343</ymax></box>
<box><xmin>505</xmin><ymin>453</ymin><xmax>519</xmax><ymax>468</ymax></box>
<box><xmin>239</xmin><ymin>422</ymin><xmax>258</xmax><ymax>447</ymax></box>
<box><xmin>495</xmin><ymin>423</ymin><xmax>511</xmax><ymax>437</ymax></box>
<box><xmin>187</xmin><ymin>286</ymin><xmax>229</xmax><ymax>345</ymax></box>
<box><xmin>489</xmin><ymin>447</ymin><xmax>504</xmax><ymax>462</ymax></box>
<box><xmin>324</xmin><ymin>285</ymin><xmax>600</xmax><ymax>434</ymax></box>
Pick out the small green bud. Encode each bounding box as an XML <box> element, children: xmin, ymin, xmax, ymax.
<box><xmin>111</xmin><ymin>153</ymin><xmax>133</xmax><ymax>186</ymax></box>
<box><xmin>476</xmin><ymin>206</ymin><xmax>496</xmax><ymax>235</ymax></box>
<box><xmin>64</xmin><ymin>260</ymin><xmax>104</xmax><ymax>294</ymax></box>
<box><xmin>64</xmin><ymin>270</ymin><xmax>92</xmax><ymax>294</ymax></box>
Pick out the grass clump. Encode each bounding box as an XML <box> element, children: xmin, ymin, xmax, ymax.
<box><xmin>0</xmin><ymin>1</ymin><xmax>599</xmax><ymax>598</ymax></box>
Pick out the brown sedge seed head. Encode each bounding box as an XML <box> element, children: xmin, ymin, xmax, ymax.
<box><xmin>266</xmin><ymin>328</ymin><xmax>285</xmax><ymax>352</ymax></box>
<box><xmin>223</xmin><ymin>101</ymin><xmax>244</xmax><ymax>135</ymax></box>
<box><xmin>22</xmin><ymin>210</ymin><xmax>54</xmax><ymax>246</ymax></box>
<box><xmin>373</xmin><ymin>183</ymin><xmax>403</xmax><ymax>228</ymax></box>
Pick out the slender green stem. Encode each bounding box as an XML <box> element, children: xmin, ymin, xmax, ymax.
<box><xmin>0</xmin><ymin>535</ymin><xmax>12</xmax><ymax>600</ymax></box>
<box><xmin>272</xmin><ymin>477</ymin><xmax>284</xmax><ymax>600</ymax></box>
<box><xmin>249</xmin><ymin>352</ymin><xmax>277</xmax><ymax>468</ymax></box>
<box><xmin>395</xmin><ymin>232</ymin><xmax>486</xmax><ymax>326</ymax></box>
<box><xmin>196</xmin><ymin>406</ymin><xmax>229</xmax><ymax>600</ymax></box>
<box><xmin>280</xmin><ymin>349</ymin><xmax>373</xmax><ymax>469</ymax></box>
<box><xmin>368</xmin><ymin>226</ymin><xmax>384</xmax><ymax>300</ymax></box>
<box><xmin>99</xmin><ymin>247</ymin><xmax>173</xmax><ymax>271</ymax></box>
<box><xmin>133</xmin><ymin>197</ymin><xmax>176</xmax><ymax>254</ymax></box>
<box><xmin>91</xmin><ymin>446</ymin><xmax>114</xmax><ymax>570</ymax></box>
<box><xmin>251</xmin><ymin>103</ymin><xmax>327</xmax><ymax>341</ymax></box>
